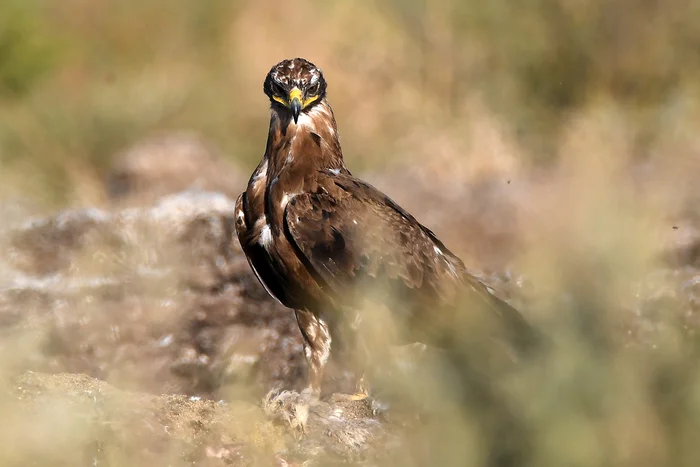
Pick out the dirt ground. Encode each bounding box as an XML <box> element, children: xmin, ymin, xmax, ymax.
<box><xmin>0</xmin><ymin>134</ymin><xmax>698</xmax><ymax>465</ymax></box>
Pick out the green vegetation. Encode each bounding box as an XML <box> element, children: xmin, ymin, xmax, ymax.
<box><xmin>0</xmin><ymin>1</ymin><xmax>698</xmax><ymax>466</ymax></box>
<box><xmin>385</xmin><ymin>0</ymin><xmax>700</xmax><ymax>159</ymax></box>
<box><xmin>0</xmin><ymin>0</ymin><xmax>698</xmax><ymax>203</ymax></box>
<box><xmin>0</xmin><ymin>0</ymin><xmax>58</xmax><ymax>98</ymax></box>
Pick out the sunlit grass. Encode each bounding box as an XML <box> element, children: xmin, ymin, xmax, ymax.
<box><xmin>0</xmin><ymin>0</ymin><xmax>698</xmax><ymax>465</ymax></box>
<box><xmin>0</xmin><ymin>0</ymin><xmax>693</xmax><ymax>206</ymax></box>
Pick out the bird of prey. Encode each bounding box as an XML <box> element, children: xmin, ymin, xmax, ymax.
<box><xmin>235</xmin><ymin>58</ymin><xmax>538</xmax><ymax>399</ymax></box>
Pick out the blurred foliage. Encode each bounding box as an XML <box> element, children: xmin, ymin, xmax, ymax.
<box><xmin>0</xmin><ymin>0</ymin><xmax>241</xmax><ymax>205</ymax></box>
<box><xmin>0</xmin><ymin>0</ymin><xmax>57</xmax><ymax>98</ymax></box>
<box><xmin>0</xmin><ymin>0</ymin><xmax>698</xmax><ymax>203</ymax></box>
<box><xmin>0</xmin><ymin>2</ymin><xmax>698</xmax><ymax>466</ymax></box>
<box><xmin>384</xmin><ymin>0</ymin><xmax>700</xmax><ymax>159</ymax></box>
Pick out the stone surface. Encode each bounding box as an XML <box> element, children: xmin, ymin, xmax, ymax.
<box><xmin>0</xmin><ymin>191</ymin><xmax>305</xmax><ymax>398</ymax></box>
<box><xmin>0</xmin><ymin>169</ymin><xmax>698</xmax><ymax>466</ymax></box>
<box><xmin>6</xmin><ymin>371</ymin><xmax>391</xmax><ymax>466</ymax></box>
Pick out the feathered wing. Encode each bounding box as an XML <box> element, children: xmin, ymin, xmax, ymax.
<box><xmin>235</xmin><ymin>192</ymin><xmax>299</xmax><ymax>308</ymax></box>
<box><xmin>283</xmin><ymin>174</ymin><xmax>539</xmax><ymax>351</ymax></box>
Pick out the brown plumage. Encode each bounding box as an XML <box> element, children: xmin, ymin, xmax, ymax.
<box><xmin>235</xmin><ymin>58</ymin><xmax>538</xmax><ymax>397</ymax></box>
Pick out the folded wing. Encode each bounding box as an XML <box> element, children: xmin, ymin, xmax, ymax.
<box><xmin>283</xmin><ymin>174</ymin><xmax>538</xmax><ymax>350</ymax></box>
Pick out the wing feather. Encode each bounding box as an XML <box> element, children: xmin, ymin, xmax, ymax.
<box><xmin>283</xmin><ymin>174</ymin><xmax>540</xmax><ymax>351</ymax></box>
<box><xmin>284</xmin><ymin>187</ymin><xmax>462</xmax><ymax>305</ymax></box>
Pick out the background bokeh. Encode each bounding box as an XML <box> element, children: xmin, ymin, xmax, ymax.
<box><xmin>0</xmin><ymin>0</ymin><xmax>699</xmax><ymax>466</ymax></box>
<box><xmin>2</xmin><ymin>0</ymin><xmax>698</xmax><ymax>205</ymax></box>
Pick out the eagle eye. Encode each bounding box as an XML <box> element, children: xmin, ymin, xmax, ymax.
<box><xmin>272</xmin><ymin>81</ymin><xmax>286</xmax><ymax>97</ymax></box>
<box><xmin>307</xmin><ymin>82</ymin><xmax>320</xmax><ymax>96</ymax></box>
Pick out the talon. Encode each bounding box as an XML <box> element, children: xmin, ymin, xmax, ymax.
<box><xmin>263</xmin><ymin>389</ymin><xmax>312</xmax><ymax>435</ymax></box>
<box><xmin>331</xmin><ymin>390</ymin><xmax>370</xmax><ymax>402</ymax></box>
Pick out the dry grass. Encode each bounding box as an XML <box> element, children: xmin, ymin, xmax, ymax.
<box><xmin>0</xmin><ymin>0</ymin><xmax>699</xmax><ymax>466</ymax></box>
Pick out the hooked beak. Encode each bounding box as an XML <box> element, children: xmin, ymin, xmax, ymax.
<box><xmin>289</xmin><ymin>87</ymin><xmax>303</xmax><ymax>124</ymax></box>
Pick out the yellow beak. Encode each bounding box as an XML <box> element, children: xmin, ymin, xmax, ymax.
<box><xmin>288</xmin><ymin>87</ymin><xmax>303</xmax><ymax>123</ymax></box>
<box><xmin>271</xmin><ymin>86</ymin><xmax>320</xmax><ymax>123</ymax></box>
<box><xmin>288</xmin><ymin>87</ymin><xmax>303</xmax><ymax>105</ymax></box>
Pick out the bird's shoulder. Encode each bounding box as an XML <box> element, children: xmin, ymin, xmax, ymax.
<box><xmin>285</xmin><ymin>171</ymin><xmax>467</xmax><ymax>298</ymax></box>
<box><xmin>308</xmin><ymin>171</ymin><xmax>464</xmax><ymax>263</ymax></box>
<box><xmin>305</xmin><ymin>172</ymin><xmax>539</xmax><ymax>349</ymax></box>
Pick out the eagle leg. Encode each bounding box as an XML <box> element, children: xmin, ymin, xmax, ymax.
<box><xmin>334</xmin><ymin>325</ymin><xmax>372</xmax><ymax>401</ymax></box>
<box><xmin>341</xmin><ymin>381</ymin><xmax>370</xmax><ymax>401</ymax></box>
<box><xmin>349</xmin><ymin>340</ymin><xmax>371</xmax><ymax>399</ymax></box>
<box><xmin>295</xmin><ymin>309</ymin><xmax>332</xmax><ymax>397</ymax></box>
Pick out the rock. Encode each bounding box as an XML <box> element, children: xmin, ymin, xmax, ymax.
<box><xmin>661</xmin><ymin>221</ymin><xmax>700</xmax><ymax>267</ymax></box>
<box><xmin>5</xmin><ymin>371</ymin><xmax>391</xmax><ymax>466</ymax></box>
<box><xmin>107</xmin><ymin>132</ymin><xmax>247</xmax><ymax>206</ymax></box>
<box><xmin>0</xmin><ymin>191</ymin><xmax>305</xmax><ymax>398</ymax></box>
<box><xmin>6</xmin><ymin>371</ymin><xmax>259</xmax><ymax>466</ymax></box>
<box><xmin>1</xmin><ymin>174</ymin><xmax>699</xmax><ymax>466</ymax></box>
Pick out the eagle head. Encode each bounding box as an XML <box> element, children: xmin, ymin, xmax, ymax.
<box><xmin>264</xmin><ymin>58</ymin><xmax>327</xmax><ymax>124</ymax></box>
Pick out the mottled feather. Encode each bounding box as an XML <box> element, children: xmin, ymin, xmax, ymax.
<box><xmin>235</xmin><ymin>58</ymin><xmax>539</xmax><ymax>395</ymax></box>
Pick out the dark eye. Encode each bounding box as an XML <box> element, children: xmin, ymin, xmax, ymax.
<box><xmin>272</xmin><ymin>81</ymin><xmax>286</xmax><ymax>96</ymax></box>
<box><xmin>307</xmin><ymin>83</ymin><xmax>320</xmax><ymax>95</ymax></box>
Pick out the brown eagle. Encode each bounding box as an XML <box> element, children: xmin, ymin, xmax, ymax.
<box><xmin>235</xmin><ymin>58</ymin><xmax>538</xmax><ymax>398</ymax></box>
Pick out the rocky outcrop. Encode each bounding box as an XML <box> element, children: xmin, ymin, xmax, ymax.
<box><xmin>107</xmin><ymin>132</ymin><xmax>246</xmax><ymax>206</ymax></box>
<box><xmin>0</xmin><ymin>168</ymin><xmax>698</xmax><ymax>466</ymax></box>
<box><xmin>0</xmin><ymin>191</ymin><xmax>305</xmax><ymax>397</ymax></box>
<box><xmin>6</xmin><ymin>371</ymin><xmax>390</xmax><ymax>466</ymax></box>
